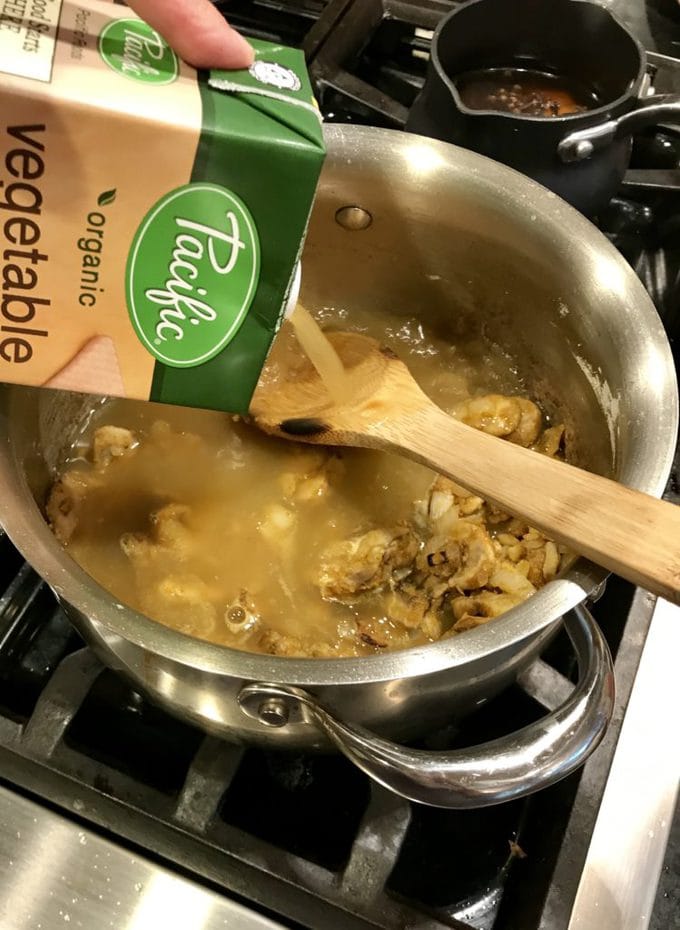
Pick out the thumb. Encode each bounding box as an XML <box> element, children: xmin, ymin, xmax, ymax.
<box><xmin>125</xmin><ymin>0</ymin><xmax>254</xmax><ymax>71</ymax></box>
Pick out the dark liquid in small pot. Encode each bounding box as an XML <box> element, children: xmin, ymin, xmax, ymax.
<box><xmin>454</xmin><ymin>67</ymin><xmax>600</xmax><ymax>117</ymax></box>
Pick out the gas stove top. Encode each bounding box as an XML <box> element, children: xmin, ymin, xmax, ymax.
<box><xmin>1</xmin><ymin>2</ymin><xmax>679</xmax><ymax>930</ymax></box>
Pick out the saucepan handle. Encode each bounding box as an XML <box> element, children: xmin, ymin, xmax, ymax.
<box><xmin>558</xmin><ymin>94</ymin><xmax>680</xmax><ymax>163</ymax></box>
<box><xmin>238</xmin><ymin>605</ymin><xmax>614</xmax><ymax>808</ymax></box>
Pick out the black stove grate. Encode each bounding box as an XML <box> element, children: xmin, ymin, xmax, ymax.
<box><xmin>214</xmin><ymin>0</ymin><xmax>327</xmax><ymax>46</ymax></box>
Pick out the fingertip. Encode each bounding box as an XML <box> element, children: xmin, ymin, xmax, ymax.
<box><xmin>184</xmin><ymin>28</ymin><xmax>254</xmax><ymax>71</ymax></box>
<box><xmin>229</xmin><ymin>29</ymin><xmax>256</xmax><ymax>69</ymax></box>
<box><xmin>126</xmin><ymin>0</ymin><xmax>254</xmax><ymax>72</ymax></box>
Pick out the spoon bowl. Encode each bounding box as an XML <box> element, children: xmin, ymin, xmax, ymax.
<box><xmin>251</xmin><ymin>331</ymin><xmax>420</xmax><ymax>439</ymax></box>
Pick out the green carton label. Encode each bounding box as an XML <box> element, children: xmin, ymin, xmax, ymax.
<box><xmin>108</xmin><ymin>36</ymin><xmax>327</xmax><ymax>414</ymax></box>
<box><xmin>99</xmin><ymin>19</ymin><xmax>179</xmax><ymax>85</ymax></box>
<box><xmin>126</xmin><ymin>183</ymin><xmax>261</xmax><ymax>368</ymax></box>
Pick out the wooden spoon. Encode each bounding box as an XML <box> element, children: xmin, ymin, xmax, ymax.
<box><xmin>251</xmin><ymin>331</ymin><xmax>680</xmax><ymax>605</ymax></box>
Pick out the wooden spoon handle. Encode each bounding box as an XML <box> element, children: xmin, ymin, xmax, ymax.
<box><xmin>374</xmin><ymin>402</ymin><xmax>680</xmax><ymax>604</ymax></box>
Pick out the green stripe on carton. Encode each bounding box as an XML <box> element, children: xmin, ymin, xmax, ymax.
<box><xmin>208</xmin><ymin>41</ymin><xmax>324</xmax><ymax>147</ymax></box>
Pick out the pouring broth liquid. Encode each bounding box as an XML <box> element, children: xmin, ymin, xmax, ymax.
<box><xmin>287</xmin><ymin>303</ymin><xmax>349</xmax><ymax>404</ymax></box>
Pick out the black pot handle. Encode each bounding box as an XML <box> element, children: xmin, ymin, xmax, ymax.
<box><xmin>558</xmin><ymin>94</ymin><xmax>680</xmax><ymax>162</ymax></box>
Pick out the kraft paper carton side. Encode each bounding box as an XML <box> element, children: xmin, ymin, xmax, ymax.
<box><xmin>0</xmin><ymin>1</ymin><xmax>325</xmax><ymax>413</ymax></box>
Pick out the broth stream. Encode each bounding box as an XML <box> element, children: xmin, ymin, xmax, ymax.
<box><xmin>288</xmin><ymin>303</ymin><xmax>349</xmax><ymax>404</ymax></box>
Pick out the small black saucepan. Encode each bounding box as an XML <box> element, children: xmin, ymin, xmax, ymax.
<box><xmin>406</xmin><ymin>0</ymin><xmax>680</xmax><ymax>215</ymax></box>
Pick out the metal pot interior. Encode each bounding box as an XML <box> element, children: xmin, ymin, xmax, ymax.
<box><xmin>0</xmin><ymin>124</ymin><xmax>677</xmax><ymax>687</ymax></box>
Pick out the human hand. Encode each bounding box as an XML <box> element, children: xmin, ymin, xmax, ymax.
<box><xmin>126</xmin><ymin>0</ymin><xmax>254</xmax><ymax>70</ymax></box>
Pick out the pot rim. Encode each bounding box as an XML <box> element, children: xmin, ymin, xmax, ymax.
<box><xmin>430</xmin><ymin>0</ymin><xmax>647</xmax><ymax>124</ymax></box>
<box><xmin>0</xmin><ymin>124</ymin><xmax>677</xmax><ymax>688</ymax></box>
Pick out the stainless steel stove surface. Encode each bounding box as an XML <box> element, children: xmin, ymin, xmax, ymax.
<box><xmin>1</xmin><ymin>2</ymin><xmax>679</xmax><ymax>929</ymax></box>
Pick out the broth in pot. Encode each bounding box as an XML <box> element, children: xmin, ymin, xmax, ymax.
<box><xmin>46</xmin><ymin>304</ymin><xmax>571</xmax><ymax>659</ymax></box>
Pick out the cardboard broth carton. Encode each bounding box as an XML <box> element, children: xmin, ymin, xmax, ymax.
<box><xmin>0</xmin><ymin>1</ymin><xmax>325</xmax><ymax>412</ymax></box>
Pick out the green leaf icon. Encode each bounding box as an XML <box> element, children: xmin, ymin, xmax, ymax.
<box><xmin>98</xmin><ymin>189</ymin><xmax>117</xmax><ymax>206</ymax></box>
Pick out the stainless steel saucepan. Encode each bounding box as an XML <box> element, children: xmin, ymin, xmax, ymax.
<box><xmin>0</xmin><ymin>125</ymin><xmax>676</xmax><ymax>808</ymax></box>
